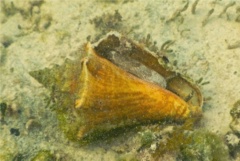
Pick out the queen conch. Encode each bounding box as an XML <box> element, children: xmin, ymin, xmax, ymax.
<box><xmin>75</xmin><ymin>43</ymin><xmax>201</xmax><ymax>139</ymax></box>
<box><xmin>30</xmin><ymin>33</ymin><xmax>202</xmax><ymax>142</ymax></box>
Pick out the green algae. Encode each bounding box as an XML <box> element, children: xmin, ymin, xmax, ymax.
<box><xmin>140</xmin><ymin>130</ymin><xmax>155</xmax><ymax>147</ymax></box>
<box><xmin>230</xmin><ymin>100</ymin><xmax>240</xmax><ymax>119</ymax></box>
<box><xmin>31</xmin><ymin>150</ymin><xmax>55</xmax><ymax>161</ymax></box>
<box><xmin>0</xmin><ymin>102</ymin><xmax>7</xmax><ymax>120</ymax></box>
<box><xmin>153</xmin><ymin>123</ymin><xmax>230</xmax><ymax>161</ymax></box>
<box><xmin>0</xmin><ymin>137</ymin><xmax>19</xmax><ymax>161</ymax></box>
<box><xmin>179</xmin><ymin>130</ymin><xmax>229</xmax><ymax>161</ymax></box>
<box><xmin>90</xmin><ymin>10</ymin><xmax>123</xmax><ymax>40</ymax></box>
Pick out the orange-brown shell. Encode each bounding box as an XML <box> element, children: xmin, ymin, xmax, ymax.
<box><xmin>73</xmin><ymin>44</ymin><xmax>200</xmax><ymax>139</ymax></box>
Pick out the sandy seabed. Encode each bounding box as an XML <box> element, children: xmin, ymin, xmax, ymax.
<box><xmin>1</xmin><ymin>0</ymin><xmax>240</xmax><ymax>160</ymax></box>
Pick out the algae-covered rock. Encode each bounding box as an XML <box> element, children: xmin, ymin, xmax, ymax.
<box><xmin>179</xmin><ymin>130</ymin><xmax>229</xmax><ymax>161</ymax></box>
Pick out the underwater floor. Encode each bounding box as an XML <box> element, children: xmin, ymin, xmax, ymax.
<box><xmin>1</xmin><ymin>0</ymin><xmax>240</xmax><ymax>160</ymax></box>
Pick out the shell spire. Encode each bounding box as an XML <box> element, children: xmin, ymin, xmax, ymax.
<box><xmin>74</xmin><ymin>43</ymin><xmax>201</xmax><ymax>139</ymax></box>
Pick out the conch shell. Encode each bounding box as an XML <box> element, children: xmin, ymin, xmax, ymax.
<box><xmin>74</xmin><ymin>43</ymin><xmax>201</xmax><ymax>140</ymax></box>
<box><xmin>29</xmin><ymin>33</ymin><xmax>202</xmax><ymax>142</ymax></box>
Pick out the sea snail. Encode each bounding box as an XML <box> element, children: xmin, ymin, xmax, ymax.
<box><xmin>30</xmin><ymin>33</ymin><xmax>202</xmax><ymax>141</ymax></box>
